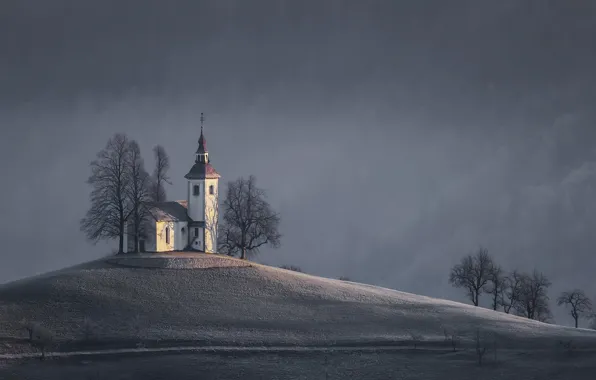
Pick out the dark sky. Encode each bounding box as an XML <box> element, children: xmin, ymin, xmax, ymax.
<box><xmin>2</xmin><ymin>0</ymin><xmax>596</xmax><ymax>326</ymax></box>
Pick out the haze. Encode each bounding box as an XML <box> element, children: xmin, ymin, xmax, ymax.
<box><xmin>2</xmin><ymin>0</ymin><xmax>596</xmax><ymax>326</ymax></box>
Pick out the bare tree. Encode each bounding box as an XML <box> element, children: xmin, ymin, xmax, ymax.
<box><xmin>515</xmin><ymin>270</ymin><xmax>552</xmax><ymax>321</ymax></box>
<box><xmin>443</xmin><ymin>327</ymin><xmax>458</xmax><ymax>352</ymax></box>
<box><xmin>81</xmin><ymin>134</ymin><xmax>131</xmax><ymax>253</ymax></box>
<box><xmin>218</xmin><ymin>175</ymin><xmax>281</xmax><ymax>260</ymax></box>
<box><xmin>448</xmin><ymin>247</ymin><xmax>493</xmax><ymax>306</ymax></box>
<box><xmin>150</xmin><ymin>145</ymin><xmax>171</xmax><ymax>202</ymax></box>
<box><xmin>487</xmin><ymin>264</ymin><xmax>507</xmax><ymax>311</ymax></box>
<box><xmin>557</xmin><ymin>289</ymin><xmax>593</xmax><ymax>328</ymax></box>
<box><xmin>535</xmin><ymin>302</ymin><xmax>554</xmax><ymax>323</ymax></box>
<box><xmin>501</xmin><ymin>270</ymin><xmax>523</xmax><ymax>314</ymax></box>
<box><xmin>125</xmin><ymin>141</ymin><xmax>151</xmax><ymax>253</ymax></box>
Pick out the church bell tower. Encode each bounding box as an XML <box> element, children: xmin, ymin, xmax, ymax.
<box><xmin>184</xmin><ymin>113</ymin><xmax>220</xmax><ymax>253</ymax></box>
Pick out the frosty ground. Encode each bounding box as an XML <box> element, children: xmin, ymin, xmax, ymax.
<box><xmin>0</xmin><ymin>253</ymin><xmax>595</xmax><ymax>378</ymax></box>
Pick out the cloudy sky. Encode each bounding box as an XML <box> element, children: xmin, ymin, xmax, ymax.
<box><xmin>2</xmin><ymin>0</ymin><xmax>596</xmax><ymax>326</ymax></box>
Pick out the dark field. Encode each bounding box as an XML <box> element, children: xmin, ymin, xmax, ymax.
<box><xmin>1</xmin><ymin>347</ymin><xmax>596</xmax><ymax>380</ymax></box>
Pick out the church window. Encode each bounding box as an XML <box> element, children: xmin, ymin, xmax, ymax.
<box><xmin>193</xmin><ymin>185</ymin><xmax>200</xmax><ymax>196</ymax></box>
<box><xmin>194</xmin><ymin>227</ymin><xmax>199</xmax><ymax>237</ymax></box>
<box><xmin>209</xmin><ymin>185</ymin><xmax>214</xmax><ymax>195</ymax></box>
<box><xmin>165</xmin><ymin>227</ymin><xmax>170</xmax><ymax>244</ymax></box>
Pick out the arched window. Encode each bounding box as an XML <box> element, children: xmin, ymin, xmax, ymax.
<box><xmin>193</xmin><ymin>185</ymin><xmax>200</xmax><ymax>196</ymax></box>
<box><xmin>209</xmin><ymin>185</ymin><xmax>214</xmax><ymax>195</ymax></box>
<box><xmin>165</xmin><ymin>227</ymin><xmax>170</xmax><ymax>244</ymax></box>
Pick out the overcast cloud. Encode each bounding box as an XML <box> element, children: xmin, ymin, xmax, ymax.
<box><xmin>2</xmin><ymin>0</ymin><xmax>596</xmax><ymax>326</ymax></box>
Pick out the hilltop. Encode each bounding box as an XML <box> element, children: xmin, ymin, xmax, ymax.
<box><xmin>0</xmin><ymin>252</ymin><xmax>595</xmax><ymax>357</ymax></box>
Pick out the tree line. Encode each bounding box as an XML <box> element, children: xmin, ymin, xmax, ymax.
<box><xmin>81</xmin><ymin>133</ymin><xmax>281</xmax><ymax>258</ymax></box>
<box><xmin>449</xmin><ymin>247</ymin><xmax>594</xmax><ymax>328</ymax></box>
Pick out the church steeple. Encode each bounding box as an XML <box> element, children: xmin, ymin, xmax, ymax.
<box><xmin>185</xmin><ymin>112</ymin><xmax>220</xmax><ymax>181</ymax></box>
<box><xmin>184</xmin><ymin>112</ymin><xmax>220</xmax><ymax>254</ymax></box>
<box><xmin>195</xmin><ymin>113</ymin><xmax>209</xmax><ymax>163</ymax></box>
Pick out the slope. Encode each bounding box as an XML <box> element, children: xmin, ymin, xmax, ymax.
<box><xmin>0</xmin><ymin>253</ymin><xmax>594</xmax><ymax>355</ymax></box>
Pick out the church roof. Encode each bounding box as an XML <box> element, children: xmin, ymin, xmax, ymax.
<box><xmin>196</xmin><ymin>128</ymin><xmax>207</xmax><ymax>154</ymax></box>
<box><xmin>146</xmin><ymin>200</ymin><xmax>190</xmax><ymax>222</ymax></box>
<box><xmin>184</xmin><ymin>162</ymin><xmax>221</xmax><ymax>180</ymax></box>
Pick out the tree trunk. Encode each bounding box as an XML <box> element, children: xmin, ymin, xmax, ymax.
<box><xmin>118</xmin><ymin>224</ymin><xmax>124</xmax><ymax>254</ymax></box>
<box><xmin>241</xmin><ymin>247</ymin><xmax>246</xmax><ymax>260</ymax></box>
<box><xmin>575</xmin><ymin>317</ymin><xmax>578</xmax><ymax>328</ymax></box>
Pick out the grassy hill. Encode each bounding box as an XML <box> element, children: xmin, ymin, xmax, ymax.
<box><xmin>1</xmin><ymin>253</ymin><xmax>595</xmax><ymax>356</ymax></box>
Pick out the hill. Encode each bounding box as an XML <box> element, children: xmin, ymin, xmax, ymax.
<box><xmin>0</xmin><ymin>253</ymin><xmax>595</xmax><ymax>356</ymax></box>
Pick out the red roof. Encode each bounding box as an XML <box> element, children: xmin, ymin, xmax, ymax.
<box><xmin>184</xmin><ymin>162</ymin><xmax>220</xmax><ymax>180</ymax></box>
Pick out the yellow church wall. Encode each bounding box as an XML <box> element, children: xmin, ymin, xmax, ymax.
<box><xmin>204</xmin><ymin>178</ymin><xmax>219</xmax><ymax>253</ymax></box>
<box><xmin>156</xmin><ymin>221</ymin><xmax>175</xmax><ymax>252</ymax></box>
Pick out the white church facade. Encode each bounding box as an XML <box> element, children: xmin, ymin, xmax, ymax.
<box><xmin>123</xmin><ymin>122</ymin><xmax>220</xmax><ymax>253</ymax></box>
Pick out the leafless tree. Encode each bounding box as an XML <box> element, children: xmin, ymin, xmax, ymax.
<box><xmin>443</xmin><ymin>328</ymin><xmax>458</xmax><ymax>352</ymax></box>
<box><xmin>81</xmin><ymin>133</ymin><xmax>132</xmax><ymax>253</ymax></box>
<box><xmin>501</xmin><ymin>270</ymin><xmax>523</xmax><ymax>314</ymax></box>
<box><xmin>515</xmin><ymin>270</ymin><xmax>552</xmax><ymax>321</ymax></box>
<box><xmin>218</xmin><ymin>175</ymin><xmax>281</xmax><ymax>260</ymax></box>
<box><xmin>150</xmin><ymin>145</ymin><xmax>171</xmax><ymax>202</ymax></box>
<box><xmin>125</xmin><ymin>140</ymin><xmax>151</xmax><ymax>253</ymax></box>
<box><xmin>448</xmin><ymin>247</ymin><xmax>493</xmax><ymax>306</ymax></box>
<box><xmin>487</xmin><ymin>264</ymin><xmax>507</xmax><ymax>311</ymax></box>
<box><xmin>557</xmin><ymin>289</ymin><xmax>593</xmax><ymax>328</ymax></box>
<box><xmin>536</xmin><ymin>305</ymin><xmax>553</xmax><ymax>323</ymax></box>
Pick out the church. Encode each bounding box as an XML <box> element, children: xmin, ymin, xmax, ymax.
<box><xmin>123</xmin><ymin>119</ymin><xmax>220</xmax><ymax>254</ymax></box>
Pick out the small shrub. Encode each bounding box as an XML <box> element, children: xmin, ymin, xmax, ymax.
<box><xmin>82</xmin><ymin>316</ymin><xmax>98</xmax><ymax>342</ymax></box>
<box><xmin>408</xmin><ymin>331</ymin><xmax>423</xmax><ymax>349</ymax></box>
<box><xmin>443</xmin><ymin>328</ymin><xmax>458</xmax><ymax>352</ymax></box>
<box><xmin>338</xmin><ymin>276</ymin><xmax>351</xmax><ymax>281</ymax></box>
<box><xmin>557</xmin><ymin>339</ymin><xmax>575</xmax><ymax>355</ymax></box>
<box><xmin>475</xmin><ymin>329</ymin><xmax>487</xmax><ymax>366</ymax></box>
<box><xmin>280</xmin><ymin>265</ymin><xmax>303</xmax><ymax>273</ymax></box>
<box><xmin>22</xmin><ymin>321</ymin><xmax>39</xmax><ymax>341</ymax></box>
<box><xmin>130</xmin><ymin>313</ymin><xmax>148</xmax><ymax>345</ymax></box>
<box><xmin>24</xmin><ymin>322</ymin><xmax>53</xmax><ymax>360</ymax></box>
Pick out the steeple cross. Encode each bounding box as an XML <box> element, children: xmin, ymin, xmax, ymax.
<box><xmin>200</xmin><ymin>112</ymin><xmax>205</xmax><ymax>132</ymax></box>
